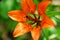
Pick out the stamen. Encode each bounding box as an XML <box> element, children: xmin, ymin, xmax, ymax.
<box><xmin>34</xmin><ymin>10</ymin><xmax>39</xmax><ymax>19</ymax></box>
<box><xmin>28</xmin><ymin>13</ymin><xmax>35</xmax><ymax>18</ymax></box>
<box><xmin>26</xmin><ymin>16</ymin><xmax>28</xmax><ymax>18</ymax></box>
<box><xmin>35</xmin><ymin>10</ymin><xmax>38</xmax><ymax>14</ymax></box>
<box><xmin>40</xmin><ymin>16</ymin><xmax>44</xmax><ymax>21</ymax></box>
<box><xmin>26</xmin><ymin>20</ymin><xmax>34</xmax><ymax>24</ymax></box>
<box><xmin>37</xmin><ymin>22</ymin><xmax>41</xmax><ymax>26</ymax></box>
<box><xmin>26</xmin><ymin>11</ymin><xmax>42</xmax><ymax>28</ymax></box>
<box><xmin>32</xmin><ymin>23</ymin><xmax>37</xmax><ymax>28</ymax></box>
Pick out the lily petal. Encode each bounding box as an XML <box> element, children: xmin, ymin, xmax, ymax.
<box><xmin>26</xmin><ymin>0</ymin><xmax>36</xmax><ymax>13</ymax></box>
<box><xmin>42</xmin><ymin>23</ymin><xmax>54</xmax><ymax>28</ymax></box>
<box><xmin>41</xmin><ymin>15</ymin><xmax>55</xmax><ymax>28</ymax></box>
<box><xmin>8</xmin><ymin>10</ymin><xmax>27</xmax><ymax>22</ymax></box>
<box><xmin>31</xmin><ymin>26</ymin><xmax>41</xmax><ymax>40</ymax></box>
<box><xmin>13</xmin><ymin>23</ymin><xmax>32</xmax><ymax>37</ymax></box>
<box><xmin>21</xmin><ymin>0</ymin><xmax>30</xmax><ymax>13</ymax></box>
<box><xmin>21</xmin><ymin>0</ymin><xmax>36</xmax><ymax>13</ymax></box>
<box><xmin>38</xmin><ymin>1</ymin><xmax>51</xmax><ymax>16</ymax></box>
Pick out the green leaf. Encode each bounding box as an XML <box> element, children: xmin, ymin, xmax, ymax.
<box><xmin>13</xmin><ymin>36</ymin><xmax>24</xmax><ymax>40</ymax></box>
<box><xmin>12</xmin><ymin>0</ymin><xmax>21</xmax><ymax>10</ymax></box>
<box><xmin>0</xmin><ymin>0</ymin><xmax>21</xmax><ymax>19</ymax></box>
<box><xmin>13</xmin><ymin>32</ymin><xmax>32</xmax><ymax>40</ymax></box>
<box><xmin>6</xmin><ymin>19</ymin><xmax>18</xmax><ymax>32</ymax></box>
<box><xmin>46</xmin><ymin>11</ymin><xmax>60</xmax><ymax>17</ymax></box>
<box><xmin>52</xmin><ymin>17</ymin><xmax>60</xmax><ymax>23</ymax></box>
<box><xmin>42</xmin><ymin>27</ymin><xmax>57</xmax><ymax>40</ymax></box>
<box><xmin>0</xmin><ymin>0</ymin><xmax>15</xmax><ymax>19</ymax></box>
<box><xmin>46</xmin><ymin>5</ymin><xmax>60</xmax><ymax>17</ymax></box>
<box><xmin>33</xmin><ymin>0</ymin><xmax>40</xmax><ymax>5</ymax></box>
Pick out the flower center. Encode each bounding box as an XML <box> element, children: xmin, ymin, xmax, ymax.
<box><xmin>26</xmin><ymin>10</ymin><xmax>43</xmax><ymax>28</ymax></box>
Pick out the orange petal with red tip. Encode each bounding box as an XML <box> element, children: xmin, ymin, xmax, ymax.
<box><xmin>8</xmin><ymin>10</ymin><xmax>27</xmax><ymax>22</ymax></box>
<box><xmin>13</xmin><ymin>23</ymin><xmax>32</xmax><ymax>37</ymax></box>
<box><xmin>31</xmin><ymin>26</ymin><xmax>41</xmax><ymax>40</ymax></box>
<box><xmin>38</xmin><ymin>1</ymin><xmax>51</xmax><ymax>16</ymax></box>
<box><xmin>41</xmin><ymin>15</ymin><xmax>55</xmax><ymax>28</ymax></box>
<box><xmin>21</xmin><ymin>0</ymin><xmax>36</xmax><ymax>13</ymax></box>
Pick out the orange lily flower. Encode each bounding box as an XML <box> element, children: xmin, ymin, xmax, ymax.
<box><xmin>8</xmin><ymin>0</ymin><xmax>55</xmax><ymax>40</ymax></box>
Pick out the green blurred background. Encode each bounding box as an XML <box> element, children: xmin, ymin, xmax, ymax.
<box><xmin>0</xmin><ymin>0</ymin><xmax>60</xmax><ymax>40</ymax></box>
